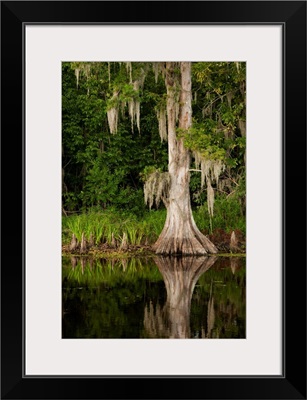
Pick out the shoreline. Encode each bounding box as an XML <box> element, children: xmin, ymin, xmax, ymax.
<box><xmin>62</xmin><ymin>244</ymin><xmax>246</xmax><ymax>259</ymax></box>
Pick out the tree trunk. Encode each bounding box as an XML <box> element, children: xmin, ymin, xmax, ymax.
<box><xmin>153</xmin><ymin>62</ymin><xmax>217</xmax><ymax>255</ymax></box>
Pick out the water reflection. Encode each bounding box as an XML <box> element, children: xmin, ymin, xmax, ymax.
<box><xmin>144</xmin><ymin>256</ymin><xmax>217</xmax><ymax>338</ymax></box>
<box><xmin>62</xmin><ymin>255</ymin><xmax>245</xmax><ymax>339</ymax></box>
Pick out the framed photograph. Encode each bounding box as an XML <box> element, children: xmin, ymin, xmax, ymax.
<box><xmin>1</xmin><ymin>1</ymin><xmax>306</xmax><ymax>398</ymax></box>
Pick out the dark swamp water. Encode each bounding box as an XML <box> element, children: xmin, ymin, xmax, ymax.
<box><xmin>62</xmin><ymin>255</ymin><xmax>246</xmax><ymax>339</ymax></box>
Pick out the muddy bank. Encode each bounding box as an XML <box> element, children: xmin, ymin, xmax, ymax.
<box><xmin>62</xmin><ymin>242</ymin><xmax>155</xmax><ymax>257</ymax></box>
<box><xmin>208</xmin><ymin>229</ymin><xmax>245</xmax><ymax>253</ymax></box>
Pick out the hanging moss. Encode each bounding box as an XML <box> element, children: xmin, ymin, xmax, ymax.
<box><xmin>74</xmin><ymin>68</ymin><xmax>80</xmax><ymax>88</ymax></box>
<box><xmin>106</xmin><ymin>65</ymin><xmax>146</xmax><ymax>134</ymax></box>
<box><xmin>125</xmin><ymin>61</ymin><xmax>132</xmax><ymax>83</ymax></box>
<box><xmin>194</xmin><ymin>153</ymin><xmax>225</xmax><ymax>189</ymax></box>
<box><xmin>107</xmin><ymin>92</ymin><xmax>119</xmax><ymax>134</ymax></box>
<box><xmin>128</xmin><ymin>80</ymin><xmax>141</xmax><ymax>133</ymax></box>
<box><xmin>144</xmin><ymin>171</ymin><xmax>170</xmax><ymax>209</ymax></box>
<box><xmin>194</xmin><ymin>152</ymin><xmax>225</xmax><ymax>219</ymax></box>
<box><xmin>73</xmin><ymin>62</ymin><xmax>91</xmax><ymax>91</ymax></box>
<box><xmin>156</xmin><ymin>107</ymin><xmax>167</xmax><ymax>142</ymax></box>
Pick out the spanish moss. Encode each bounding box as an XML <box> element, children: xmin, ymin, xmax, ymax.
<box><xmin>156</xmin><ymin>107</ymin><xmax>168</xmax><ymax>142</ymax></box>
<box><xmin>144</xmin><ymin>171</ymin><xmax>170</xmax><ymax>209</ymax></box>
<box><xmin>107</xmin><ymin>92</ymin><xmax>119</xmax><ymax>134</ymax></box>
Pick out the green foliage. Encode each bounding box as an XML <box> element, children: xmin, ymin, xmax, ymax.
<box><xmin>193</xmin><ymin>194</ymin><xmax>246</xmax><ymax>235</ymax></box>
<box><xmin>62</xmin><ymin>199</ymin><xmax>245</xmax><ymax>247</ymax></box>
<box><xmin>62</xmin><ymin>62</ymin><xmax>168</xmax><ymax>214</ymax></box>
<box><xmin>62</xmin><ymin>209</ymin><xmax>167</xmax><ymax>246</ymax></box>
<box><xmin>62</xmin><ymin>61</ymin><xmax>245</xmax><ymax>234</ymax></box>
<box><xmin>184</xmin><ymin>62</ymin><xmax>246</xmax><ymax>168</ymax></box>
<box><xmin>183</xmin><ymin>122</ymin><xmax>227</xmax><ymax>161</ymax></box>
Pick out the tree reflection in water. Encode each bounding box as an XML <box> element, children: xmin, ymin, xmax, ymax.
<box><xmin>144</xmin><ymin>256</ymin><xmax>217</xmax><ymax>338</ymax></box>
<box><xmin>63</xmin><ymin>255</ymin><xmax>245</xmax><ymax>338</ymax></box>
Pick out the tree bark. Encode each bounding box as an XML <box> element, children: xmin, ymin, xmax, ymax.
<box><xmin>153</xmin><ymin>62</ymin><xmax>217</xmax><ymax>255</ymax></box>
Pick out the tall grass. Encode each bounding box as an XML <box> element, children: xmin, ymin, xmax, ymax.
<box><xmin>62</xmin><ymin>196</ymin><xmax>245</xmax><ymax>248</ymax></box>
<box><xmin>62</xmin><ymin>208</ymin><xmax>167</xmax><ymax>247</ymax></box>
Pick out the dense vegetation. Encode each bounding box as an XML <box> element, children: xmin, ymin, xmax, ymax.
<box><xmin>62</xmin><ymin>62</ymin><xmax>246</xmax><ymax>251</ymax></box>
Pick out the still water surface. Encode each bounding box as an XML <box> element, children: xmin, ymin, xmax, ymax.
<box><xmin>62</xmin><ymin>255</ymin><xmax>245</xmax><ymax>338</ymax></box>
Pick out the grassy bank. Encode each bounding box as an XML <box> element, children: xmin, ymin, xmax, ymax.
<box><xmin>62</xmin><ymin>208</ymin><xmax>166</xmax><ymax>248</ymax></box>
<box><xmin>62</xmin><ymin>197</ymin><xmax>245</xmax><ymax>253</ymax></box>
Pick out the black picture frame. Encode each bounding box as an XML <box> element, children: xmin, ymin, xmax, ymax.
<box><xmin>1</xmin><ymin>1</ymin><xmax>306</xmax><ymax>399</ymax></box>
